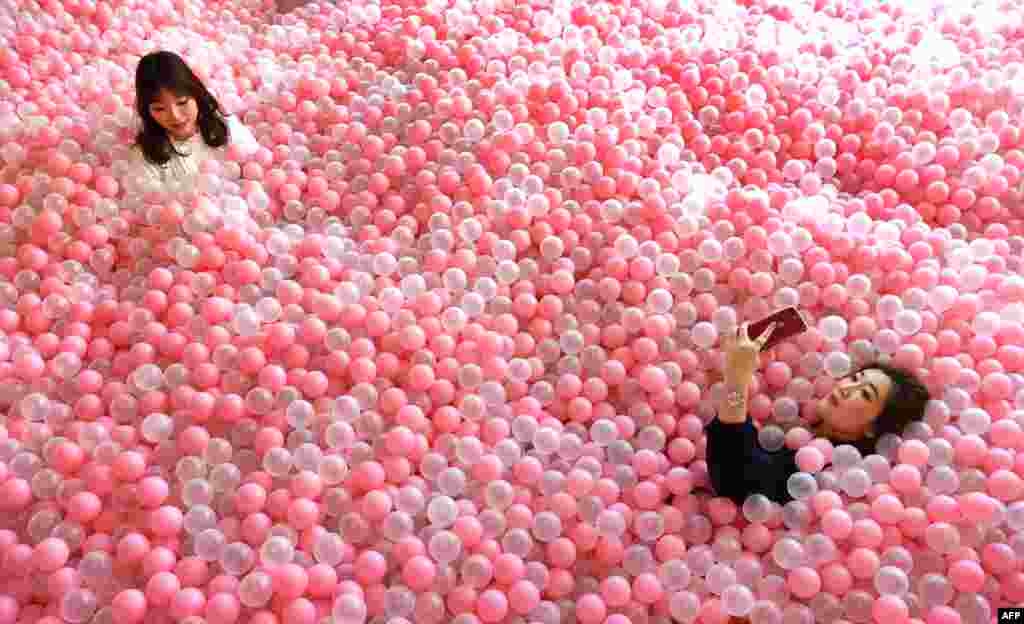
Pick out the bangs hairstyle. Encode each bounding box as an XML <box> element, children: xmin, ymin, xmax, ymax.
<box><xmin>134</xmin><ymin>51</ymin><xmax>228</xmax><ymax>166</ymax></box>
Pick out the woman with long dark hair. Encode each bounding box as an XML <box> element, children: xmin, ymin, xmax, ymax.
<box><xmin>705</xmin><ymin>323</ymin><xmax>931</xmax><ymax>504</ymax></box>
<box><xmin>126</xmin><ymin>51</ymin><xmax>260</xmax><ymax>193</ymax></box>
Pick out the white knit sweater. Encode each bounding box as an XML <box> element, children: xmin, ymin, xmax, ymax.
<box><xmin>125</xmin><ymin>115</ymin><xmax>260</xmax><ymax>195</ymax></box>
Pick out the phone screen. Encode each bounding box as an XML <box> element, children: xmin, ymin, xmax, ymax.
<box><xmin>747</xmin><ymin>307</ymin><xmax>809</xmax><ymax>351</ymax></box>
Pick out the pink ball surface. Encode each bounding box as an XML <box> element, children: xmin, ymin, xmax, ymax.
<box><xmin>111</xmin><ymin>590</ymin><xmax>147</xmax><ymax>624</ymax></box>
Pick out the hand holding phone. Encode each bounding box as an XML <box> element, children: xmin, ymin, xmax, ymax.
<box><xmin>746</xmin><ymin>307</ymin><xmax>809</xmax><ymax>352</ymax></box>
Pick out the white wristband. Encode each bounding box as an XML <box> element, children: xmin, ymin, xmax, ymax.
<box><xmin>726</xmin><ymin>389</ymin><xmax>746</xmax><ymax>410</ymax></box>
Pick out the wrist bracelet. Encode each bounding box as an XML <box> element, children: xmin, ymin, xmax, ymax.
<box><xmin>726</xmin><ymin>389</ymin><xmax>746</xmax><ymax>410</ymax></box>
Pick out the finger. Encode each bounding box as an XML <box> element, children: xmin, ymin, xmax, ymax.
<box><xmin>756</xmin><ymin>322</ymin><xmax>777</xmax><ymax>346</ymax></box>
<box><xmin>739</xmin><ymin>322</ymin><xmax>750</xmax><ymax>342</ymax></box>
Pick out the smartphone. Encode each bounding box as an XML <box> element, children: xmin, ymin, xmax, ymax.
<box><xmin>747</xmin><ymin>307</ymin><xmax>809</xmax><ymax>351</ymax></box>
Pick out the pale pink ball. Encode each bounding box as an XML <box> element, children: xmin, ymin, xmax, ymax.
<box><xmin>889</xmin><ymin>465</ymin><xmax>922</xmax><ymax>494</ymax></box>
<box><xmin>870</xmin><ymin>495</ymin><xmax>905</xmax><ymax>525</ymax></box>
<box><xmin>0</xmin><ymin>479</ymin><xmax>31</xmax><ymax>511</ymax></box>
<box><xmin>145</xmin><ymin>572</ymin><xmax>181</xmax><ymax>607</ymax></box>
<box><xmin>600</xmin><ymin>576</ymin><xmax>631</xmax><ymax>608</ymax></box>
<box><xmin>821</xmin><ymin>509</ymin><xmax>853</xmax><ymax>540</ymax></box>
<box><xmin>785</xmin><ymin>427</ymin><xmax>812</xmax><ymax>448</ymax></box>
<box><xmin>0</xmin><ymin>595</ymin><xmax>18</xmax><ymax>624</ymax></box>
<box><xmin>274</xmin><ymin>563</ymin><xmax>309</xmax><ymax>600</ymax></box>
<box><xmin>847</xmin><ymin>548</ymin><xmax>880</xmax><ymax>579</ymax></box>
<box><xmin>948</xmin><ymin>560</ymin><xmax>985</xmax><ymax>593</ymax></box>
<box><xmin>632</xmin><ymin>573</ymin><xmax>663</xmax><ymax>604</ymax></box>
<box><xmin>476</xmin><ymin>589</ymin><xmax>509</xmax><ymax>623</ymax></box>
<box><xmin>402</xmin><ymin>555</ymin><xmax>436</xmax><ymax>591</ymax></box>
<box><xmin>787</xmin><ymin>567</ymin><xmax>822</xmax><ymax>599</ymax></box>
<box><xmin>872</xmin><ymin>595</ymin><xmax>908</xmax><ymax>624</ymax></box>
<box><xmin>33</xmin><ymin>538</ymin><xmax>70</xmax><ymax>572</ymax></box>
<box><xmin>962</xmin><ymin>492</ymin><xmax>1001</xmax><ymax>524</ymax></box>
<box><xmin>282</xmin><ymin>597</ymin><xmax>316</xmax><ymax>624</ymax></box>
<box><xmin>576</xmin><ymin>594</ymin><xmax>606</xmax><ymax>624</ymax></box>
<box><xmin>821</xmin><ymin>563</ymin><xmax>854</xmax><ymax>595</ymax></box>
<box><xmin>897</xmin><ymin>440</ymin><xmax>929</xmax><ymax>467</ymax></box>
<box><xmin>508</xmin><ymin>580</ymin><xmax>540</xmax><ymax>615</ymax></box>
<box><xmin>138</xmin><ymin>477</ymin><xmax>170</xmax><ymax>508</ymax></box>
<box><xmin>795</xmin><ymin>447</ymin><xmax>826</xmax><ymax>472</ymax></box>
<box><xmin>925</xmin><ymin>606</ymin><xmax>961</xmax><ymax>624</ymax></box>
<box><xmin>170</xmin><ymin>587</ymin><xmax>206</xmax><ymax>620</ymax></box>
<box><xmin>111</xmin><ymin>590</ymin><xmax>147</xmax><ymax>624</ymax></box>
<box><xmin>205</xmin><ymin>593</ymin><xmax>240</xmax><ymax>624</ymax></box>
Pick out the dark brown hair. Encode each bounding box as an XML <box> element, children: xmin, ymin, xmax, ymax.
<box><xmin>134</xmin><ymin>51</ymin><xmax>228</xmax><ymax>166</ymax></box>
<box><xmin>847</xmin><ymin>362</ymin><xmax>931</xmax><ymax>456</ymax></box>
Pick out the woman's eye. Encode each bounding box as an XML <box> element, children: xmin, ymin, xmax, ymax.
<box><xmin>862</xmin><ymin>389</ymin><xmax>871</xmax><ymax>400</ymax></box>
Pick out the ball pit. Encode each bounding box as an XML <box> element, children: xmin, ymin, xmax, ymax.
<box><xmin>1</xmin><ymin>0</ymin><xmax>1024</xmax><ymax>624</ymax></box>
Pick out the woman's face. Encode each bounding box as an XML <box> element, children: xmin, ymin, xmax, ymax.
<box><xmin>817</xmin><ymin>368</ymin><xmax>893</xmax><ymax>441</ymax></box>
<box><xmin>148</xmin><ymin>88</ymin><xmax>199</xmax><ymax>140</ymax></box>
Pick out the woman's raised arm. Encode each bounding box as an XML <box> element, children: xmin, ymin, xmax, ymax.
<box><xmin>717</xmin><ymin>322</ymin><xmax>775</xmax><ymax>424</ymax></box>
<box><xmin>704</xmin><ymin>321</ymin><xmax>798</xmax><ymax>505</ymax></box>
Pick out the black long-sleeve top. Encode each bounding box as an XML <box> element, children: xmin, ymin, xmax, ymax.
<box><xmin>705</xmin><ymin>414</ymin><xmax>798</xmax><ymax>505</ymax></box>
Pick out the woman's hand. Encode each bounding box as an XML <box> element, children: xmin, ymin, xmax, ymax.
<box><xmin>724</xmin><ymin>322</ymin><xmax>776</xmax><ymax>385</ymax></box>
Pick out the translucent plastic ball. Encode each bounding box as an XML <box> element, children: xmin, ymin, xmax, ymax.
<box><xmin>706</xmin><ymin>564</ymin><xmax>738</xmax><ymax>595</ymax></box>
<box><xmin>804</xmin><ymin>534</ymin><xmax>838</xmax><ymax>567</ymax></box>
<box><xmin>659</xmin><ymin>560</ymin><xmax>692</xmax><ymax>592</ymax></box>
<box><xmin>917</xmin><ymin>573</ymin><xmax>954</xmax><ymax>609</ymax></box>
<box><xmin>427</xmin><ymin>496</ymin><xmax>459</xmax><ymax>528</ymax></box>
<box><xmin>61</xmin><ymin>589</ymin><xmax>98</xmax><ymax>623</ymax></box>
<box><xmin>786</xmin><ymin>472</ymin><xmax>819</xmax><ymax>500</ymax></box>
<box><xmin>758</xmin><ymin>426</ymin><xmax>786</xmax><ymax>452</ymax></box>
<box><xmin>668</xmin><ymin>591</ymin><xmax>700</xmax><ymax>623</ymax></box>
<box><xmin>239</xmin><ymin>570</ymin><xmax>275</xmax><ymax>608</ymax></box>
<box><xmin>893</xmin><ymin>310</ymin><xmax>922</xmax><ymax>336</ymax></box>
<box><xmin>722</xmin><ymin>584</ymin><xmax>755</xmax><ymax>616</ymax></box>
<box><xmin>772</xmin><ymin>538</ymin><xmax>806</xmax><ymax>570</ymax></box>
<box><xmin>824</xmin><ymin>352</ymin><xmax>852</xmax><ymax>378</ymax></box>
<box><xmin>874</xmin><ymin>566</ymin><xmax>910</xmax><ymax>596</ymax></box>
<box><xmin>958</xmin><ymin>408</ymin><xmax>991</xmax><ymax>435</ymax></box>
<box><xmin>260</xmin><ymin>535</ymin><xmax>295</xmax><ymax>566</ymax></box>
<box><xmin>691</xmin><ymin>322</ymin><xmax>719</xmax><ymax>349</ymax></box>
<box><xmin>742</xmin><ymin>494</ymin><xmax>774</xmax><ymax>523</ymax></box>
<box><xmin>532</xmin><ymin>511</ymin><xmax>563</xmax><ymax>543</ymax></box>
<box><xmin>831</xmin><ymin>446</ymin><xmax>863</xmax><ymax>472</ymax></box>
<box><xmin>839</xmin><ymin>468</ymin><xmax>872</xmax><ymax>498</ymax></box>
<box><xmin>818</xmin><ymin>316</ymin><xmax>847</xmax><ymax>342</ymax></box>
<box><xmin>428</xmin><ymin>530</ymin><xmax>462</xmax><ymax>564</ymax></box>
<box><xmin>220</xmin><ymin>542</ymin><xmax>256</xmax><ymax>576</ymax></box>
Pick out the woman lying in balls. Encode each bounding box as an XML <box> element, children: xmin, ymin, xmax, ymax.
<box><xmin>705</xmin><ymin>322</ymin><xmax>931</xmax><ymax>505</ymax></box>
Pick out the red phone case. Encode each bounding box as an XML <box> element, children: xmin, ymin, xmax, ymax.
<box><xmin>747</xmin><ymin>307</ymin><xmax>808</xmax><ymax>351</ymax></box>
